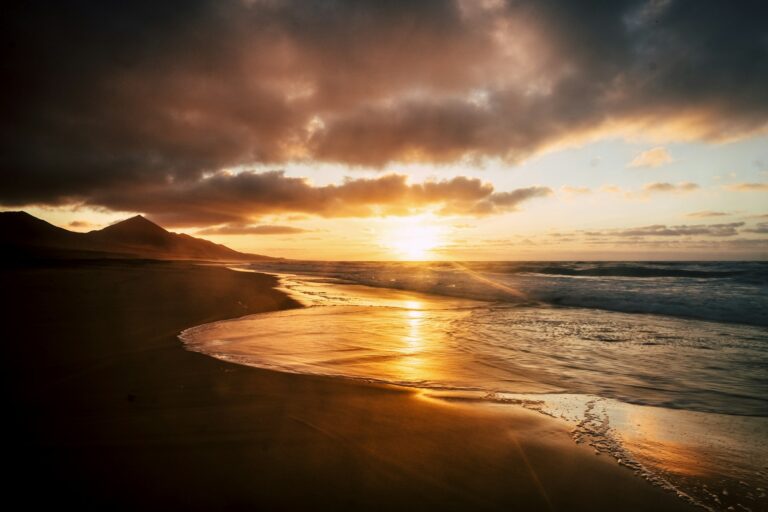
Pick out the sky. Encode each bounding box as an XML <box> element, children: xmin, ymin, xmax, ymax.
<box><xmin>2</xmin><ymin>0</ymin><xmax>767</xmax><ymax>260</ymax></box>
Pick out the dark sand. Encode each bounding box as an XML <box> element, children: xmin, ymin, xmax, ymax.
<box><xmin>3</xmin><ymin>261</ymin><xmax>694</xmax><ymax>511</ymax></box>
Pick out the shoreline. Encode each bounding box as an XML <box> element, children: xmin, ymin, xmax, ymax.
<box><xmin>184</xmin><ymin>269</ymin><xmax>768</xmax><ymax>511</ymax></box>
<box><xmin>4</xmin><ymin>260</ymin><xmax>695</xmax><ymax>510</ymax></box>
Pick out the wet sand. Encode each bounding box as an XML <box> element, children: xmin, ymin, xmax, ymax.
<box><xmin>3</xmin><ymin>261</ymin><xmax>694</xmax><ymax>510</ymax></box>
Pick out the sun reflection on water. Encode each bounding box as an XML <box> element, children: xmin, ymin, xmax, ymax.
<box><xmin>403</xmin><ymin>309</ymin><xmax>424</xmax><ymax>348</ymax></box>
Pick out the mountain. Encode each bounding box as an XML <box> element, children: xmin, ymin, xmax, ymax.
<box><xmin>0</xmin><ymin>211</ymin><xmax>274</xmax><ymax>261</ymax></box>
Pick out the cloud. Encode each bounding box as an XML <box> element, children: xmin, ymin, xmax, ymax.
<box><xmin>542</xmin><ymin>222</ymin><xmax>747</xmax><ymax>242</ymax></box>
<box><xmin>611</xmin><ymin>223</ymin><xmax>744</xmax><ymax>237</ymax></box>
<box><xmin>196</xmin><ymin>224</ymin><xmax>311</xmax><ymax>235</ymax></box>
<box><xmin>68</xmin><ymin>220</ymin><xmax>98</xmax><ymax>229</ymax></box>
<box><xmin>87</xmin><ymin>170</ymin><xmax>552</xmax><ymax>226</ymax></box>
<box><xmin>577</xmin><ymin>238</ymin><xmax>768</xmax><ymax>251</ymax></box>
<box><xmin>743</xmin><ymin>222</ymin><xmax>768</xmax><ymax>234</ymax></box>
<box><xmin>1</xmin><ymin>1</ymin><xmax>768</xmax><ymax>210</ymax></box>
<box><xmin>628</xmin><ymin>147</ymin><xmax>673</xmax><ymax>168</ymax></box>
<box><xmin>642</xmin><ymin>181</ymin><xmax>699</xmax><ymax>194</ymax></box>
<box><xmin>726</xmin><ymin>183</ymin><xmax>768</xmax><ymax>192</ymax></box>
<box><xmin>686</xmin><ymin>210</ymin><xmax>729</xmax><ymax>218</ymax></box>
<box><xmin>561</xmin><ymin>185</ymin><xmax>592</xmax><ymax>197</ymax></box>
<box><xmin>600</xmin><ymin>185</ymin><xmax>623</xmax><ymax>194</ymax></box>
<box><xmin>598</xmin><ymin>181</ymin><xmax>699</xmax><ymax>198</ymax></box>
<box><xmin>65</xmin><ymin>219</ymin><xmax>104</xmax><ymax>231</ymax></box>
<box><xmin>453</xmin><ymin>186</ymin><xmax>553</xmax><ymax>215</ymax></box>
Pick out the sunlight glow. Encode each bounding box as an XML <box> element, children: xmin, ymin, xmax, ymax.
<box><xmin>381</xmin><ymin>218</ymin><xmax>445</xmax><ymax>260</ymax></box>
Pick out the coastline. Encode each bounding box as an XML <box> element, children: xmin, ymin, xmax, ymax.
<box><xmin>4</xmin><ymin>261</ymin><xmax>694</xmax><ymax>510</ymax></box>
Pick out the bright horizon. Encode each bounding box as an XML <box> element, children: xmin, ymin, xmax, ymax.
<box><xmin>18</xmin><ymin>135</ymin><xmax>768</xmax><ymax>261</ymax></box>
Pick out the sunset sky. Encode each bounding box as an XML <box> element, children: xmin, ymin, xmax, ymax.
<box><xmin>2</xmin><ymin>0</ymin><xmax>767</xmax><ymax>260</ymax></box>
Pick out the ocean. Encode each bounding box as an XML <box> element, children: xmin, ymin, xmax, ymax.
<box><xmin>181</xmin><ymin>261</ymin><xmax>768</xmax><ymax>510</ymax></box>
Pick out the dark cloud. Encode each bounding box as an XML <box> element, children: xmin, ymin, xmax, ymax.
<box><xmin>195</xmin><ymin>224</ymin><xmax>310</xmax><ymax>235</ymax></box>
<box><xmin>1</xmin><ymin>0</ymin><xmax>767</xmax><ymax>209</ymax></box>
<box><xmin>450</xmin><ymin>186</ymin><xmax>553</xmax><ymax>215</ymax></box>
<box><xmin>88</xmin><ymin>170</ymin><xmax>550</xmax><ymax>226</ymax></box>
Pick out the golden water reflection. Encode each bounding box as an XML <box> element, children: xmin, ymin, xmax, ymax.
<box><xmin>615</xmin><ymin>406</ymin><xmax>709</xmax><ymax>477</ymax></box>
<box><xmin>607</xmin><ymin>399</ymin><xmax>768</xmax><ymax>485</ymax></box>
<box><xmin>185</xmin><ymin>273</ymin><xmax>768</xmax><ymax>512</ymax></box>
<box><xmin>393</xmin><ymin>303</ymin><xmax>427</xmax><ymax>381</ymax></box>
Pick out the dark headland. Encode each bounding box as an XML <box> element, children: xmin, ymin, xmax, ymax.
<box><xmin>0</xmin><ymin>211</ymin><xmax>273</xmax><ymax>261</ymax></box>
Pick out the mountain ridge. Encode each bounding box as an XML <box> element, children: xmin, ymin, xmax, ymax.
<box><xmin>0</xmin><ymin>211</ymin><xmax>275</xmax><ymax>261</ymax></box>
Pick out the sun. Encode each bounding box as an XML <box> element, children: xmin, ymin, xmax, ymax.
<box><xmin>381</xmin><ymin>219</ymin><xmax>444</xmax><ymax>260</ymax></box>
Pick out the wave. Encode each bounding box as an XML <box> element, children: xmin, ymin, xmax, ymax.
<box><xmin>307</xmin><ymin>260</ymin><xmax>768</xmax><ymax>280</ymax></box>
<box><xmin>246</xmin><ymin>261</ymin><xmax>768</xmax><ymax>327</ymax></box>
<box><xmin>464</xmin><ymin>261</ymin><xmax>768</xmax><ymax>280</ymax></box>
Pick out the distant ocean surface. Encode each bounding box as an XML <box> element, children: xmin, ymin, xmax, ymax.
<box><xmin>246</xmin><ymin>260</ymin><xmax>768</xmax><ymax>327</ymax></box>
<box><xmin>182</xmin><ymin>260</ymin><xmax>768</xmax><ymax>509</ymax></box>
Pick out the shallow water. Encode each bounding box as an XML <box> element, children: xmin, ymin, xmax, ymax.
<box><xmin>181</xmin><ymin>268</ymin><xmax>768</xmax><ymax>511</ymax></box>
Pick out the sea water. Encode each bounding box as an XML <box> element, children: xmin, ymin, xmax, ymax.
<box><xmin>181</xmin><ymin>261</ymin><xmax>768</xmax><ymax>511</ymax></box>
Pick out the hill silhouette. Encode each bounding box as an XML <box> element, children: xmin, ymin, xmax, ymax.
<box><xmin>0</xmin><ymin>212</ymin><xmax>274</xmax><ymax>261</ymax></box>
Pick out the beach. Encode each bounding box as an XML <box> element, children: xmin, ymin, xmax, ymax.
<box><xmin>1</xmin><ymin>261</ymin><xmax>698</xmax><ymax>510</ymax></box>
<box><xmin>5</xmin><ymin>1</ymin><xmax>767</xmax><ymax>509</ymax></box>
